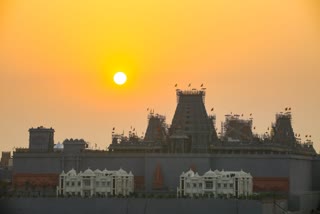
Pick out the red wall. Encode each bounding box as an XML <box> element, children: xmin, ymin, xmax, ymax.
<box><xmin>253</xmin><ymin>177</ymin><xmax>289</xmax><ymax>192</ymax></box>
<box><xmin>13</xmin><ymin>173</ymin><xmax>59</xmax><ymax>188</ymax></box>
<box><xmin>13</xmin><ymin>174</ymin><xmax>289</xmax><ymax>192</ymax></box>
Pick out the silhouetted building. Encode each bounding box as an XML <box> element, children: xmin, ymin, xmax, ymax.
<box><xmin>63</xmin><ymin>139</ymin><xmax>88</xmax><ymax>153</ymax></box>
<box><xmin>144</xmin><ymin>112</ymin><xmax>168</xmax><ymax>144</ymax></box>
<box><xmin>221</xmin><ymin>115</ymin><xmax>253</xmax><ymax>143</ymax></box>
<box><xmin>170</xmin><ymin>90</ymin><xmax>218</xmax><ymax>153</ymax></box>
<box><xmin>271</xmin><ymin>112</ymin><xmax>295</xmax><ymax>145</ymax></box>
<box><xmin>169</xmin><ymin>128</ymin><xmax>190</xmax><ymax>153</ymax></box>
<box><xmin>106</xmin><ymin>89</ymin><xmax>314</xmax><ymax>155</ymax></box>
<box><xmin>0</xmin><ymin>152</ymin><xmax>11</xmax><ymax>168</ymax></box>
<box><xmin>29</xmin><ymin>126</ymin><xmax>54</xmax><ymax>152</ymax></box>
<box><xmin>11</xmin><ymin>88</ymin><xmax>320</xmax><ymax>212</ymax></box>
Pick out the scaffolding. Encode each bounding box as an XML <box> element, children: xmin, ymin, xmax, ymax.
<box><xmin>176</xmin><ymin>89</ymin><xmax>206</xmax><ymax>104</ymax></box>
<box><xmin>221</xmin><ymin>114</ymin><xmax>253</xmax><ymax>142</ymax></box>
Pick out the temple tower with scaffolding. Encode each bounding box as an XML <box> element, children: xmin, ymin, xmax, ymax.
<box><xmin>144</xmin><ymin>112</ymin><xmax>168</xmax><ymax>144</ymax></box>
<box><xmin>170</xmin><ymin>89</ymin><xmax>218</xmax><ymax>153</ymax></box>
<box><xmin>271</xmin><ymin>111</ymin><xmax>296</xmax><ymax>145</ymax></box>
<box><xmin>221</xmin><ymin>114</ymin><xmax>254</xmax><ymax>143</ymax></box>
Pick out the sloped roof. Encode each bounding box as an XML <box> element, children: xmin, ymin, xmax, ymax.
<box><xmin>66</xmin><ymin>168</ymin><xmax>77</xmax><ymax>176</ymax></box>
<box><xmin>82</xmin><ymin>168</ymin><xmax>95</xmax><ymax>176</ymax></box>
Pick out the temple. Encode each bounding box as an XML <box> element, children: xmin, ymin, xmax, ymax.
<box><xmin>107</xmin><ymin>89</ymin><xmax>315</xmax><ymax>156</ymax></box>
<box><xmin>11</xmin><ymin>88</ymin><xmax>320</xmax><ymax>212</ymax></box>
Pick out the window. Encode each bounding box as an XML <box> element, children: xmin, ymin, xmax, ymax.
<box><xmin>78</xmin><ymin>181</ymin><xmax>81</xmax><ymax>186</ymax></box>
<box><xmin>107</xmin><ymin>181</ymin><xmax>110</xmax><ymax>187</ymax></box>
<box><xmin>217</xmin><ymin>183</ymin><xmax>221</xmax><ymax>188</ymax></box>
<box><xmin>102</xmin><ymin>181</ymin><xmax>106</xmax><ymax>186</ymax></box>
<box><xmin>205</xmin><ymin>181</ymin><xmax>213</xmax><ymax>189</ymax></box>
<box><xmin>71</xmin><ymin>182</ymin><xmax>74</xmax><ymax>186</ymax></box>
<box><xmin>224</xmin><ymin>184</ymin><xmax>227</xmax><ymax>188</ymax></box>
<box><xmin>66</xmin><ymin>182</ymin><xmax>70</xmax><ymax>186</ymax></box>
<box><xmin>199</xmin><ymin>183</ymin><xmax>202</xmax><ymax>188</ymax></box>
<box><xmin>193</xmin><ymin>183</ymin><xmax>196</xmax><ymax>188</ymax></box>
<box><xmin>84</xmin><ymin>180</ymin><xmax>90</xmax><ymax>186</ymax></box>
<box><xmin>230</xmin><ymin>184</ymin><xmax>233</xmax><ymax>188</ymax></box>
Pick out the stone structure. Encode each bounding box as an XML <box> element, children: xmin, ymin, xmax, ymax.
<box><xmin>271</xmin><ymin>112</ymin><xmax>296</xmax><ymax>145</ymax></box>
<box><xmin>0</xmin><ymin>152</ymin><xmax>11</xmax><ymax>168</ymax></box>
<box><xmin>63</xmin><ymin>139</ymin><xmax>87</xmax><ymax>153</ymax></box>
<box><xmin>29</xmin><ymin>126</ymin><xmax>54</xmax><ymax>152</ymax></box>
<box><xmin>107</xmin><ymin>90</ymin><xmax>314</xmax><ymax>156</ymax></box>
<box><xmin>10</xmin><ymin>89</ymin><xmax>320</xmax><ymax>212</ymax></box>
<box><xmin>177</xmin><ymin>169</ymin><xmax>252</xmax><ymax>198</ymax></box>
<box><xmin>170</xmin><ymin>90</ymin><xmax>218</xmax><ymax>153</ymax></box>
<box><xmin>221</xmin><ymin>115</ymin><xmax>254</xmax><ymax>142</ymax></box>
<box><xmin>57</xmin><ymin>168</ymin><xmax>134</xmax><ymax>197</ymax></box>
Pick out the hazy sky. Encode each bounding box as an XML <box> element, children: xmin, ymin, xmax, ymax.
<box><xmin>0</xmin><ymin>0</ymin><xmax>319</xmax><ymax>153</ymax></box>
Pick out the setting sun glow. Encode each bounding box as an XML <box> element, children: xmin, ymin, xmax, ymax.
<box><xmin>113</xmin><ymin>72</ymin><xmax>127</xmax><ymax>85</ymax></box>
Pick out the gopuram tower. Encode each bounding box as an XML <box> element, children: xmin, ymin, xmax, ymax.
<box><xmin>170</xmin><ymin>89</ymin><xmax>218</xmax><ymax>153</ymax></box>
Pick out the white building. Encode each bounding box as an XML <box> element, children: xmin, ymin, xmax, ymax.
<box><xmin>57</xmin><ymin>168</ymin><xmax>134</xmax><ymax>197</ymax></box>
<box><xmin>177</xmin><ymin>169</ymin><xmax>252</xmax><ymax>198</ymax></box>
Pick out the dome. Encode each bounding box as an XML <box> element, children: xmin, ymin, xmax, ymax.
<box><xmin>102</xmin><ymin>169</ymin><xmax>111</xmax><ymax>174</ymax></box>
<box><xmin>238</xmin><ymin>170</ymin><xmax>251</xmax><ymax>177</ymax></box>
<box><xmin>53</xmin><ymin>142</ymin><xmax>64</xmax><ymax>151</ymax></box>
<box><xmin>204</xmin><ymin>169</ymin><xmax>217</xmax><ymax>177</ymax></box>
<box><xmin>115</xmin><ymin>168</ymin><xmax>128</xmax><ymax>175</ymax></box>
<box><xmin>67</xmin><ymin>168</ymin><xmax>77</xmax><ymax>176</ymax></box>
<box><xmin>83</xmin><ymin>168</ymin><xmax>95</xmax><ymax>176</ymax></box>
<box><xmin>94</xmin><ymin>169</ymin><xmax>102</xmax><ymax>174</ymax></box>
<box><xmin>184</xmin><ymin>169</ymin><xmax>195</xmax><ymax>177</ymax></box>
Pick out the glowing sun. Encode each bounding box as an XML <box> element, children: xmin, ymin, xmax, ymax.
<box><xmin>113</xmin><ymin>72</ymin><xmax>127</xmax><ymax>85</ymax></box>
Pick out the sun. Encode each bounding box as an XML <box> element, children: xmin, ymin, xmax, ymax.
<box><xmin>113</xmin><ymin>72</ymin><xmax>127</xmax><ymax>85</ymax></box>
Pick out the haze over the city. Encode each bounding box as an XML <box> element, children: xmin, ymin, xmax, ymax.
<box><xmin>0</xmin><ymin>0</ymin><xmax>319</xmax><ymax>153</ymax></box>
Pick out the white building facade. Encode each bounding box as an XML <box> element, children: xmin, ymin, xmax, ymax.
<box><xmin>57</xmin><ymin>168</ymin><xmax>134</xmax><ymax>197</ymax></box>
<box><xmin>177</xmin><ymin>169</ymin><xmax>252</xmax><ymax>198</ymax></box>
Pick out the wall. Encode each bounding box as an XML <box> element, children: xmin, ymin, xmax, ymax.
<box><xmin>312</xmin><ymin>158</ymin><xmax>320</xmax><ymax>191</ymax></box>
<box><xmin>289</xmin><ymin>158</ymin><xmax>313</xmax><ymax>193</ymax></box>
<box><xmin>0</xmin><ymin>198</ymin><xmax>263</xmax><ymax>214</ymax></box>
<box><xmin>12</xmin><ymin>153</ymin><xmax>315</xmax><ymax>194</ymax></box>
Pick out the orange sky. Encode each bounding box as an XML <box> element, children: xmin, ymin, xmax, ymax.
<box><xmin>0</xmin><ymin>0</ymin><xmax>320</xmax><ymax>153</ymax></box>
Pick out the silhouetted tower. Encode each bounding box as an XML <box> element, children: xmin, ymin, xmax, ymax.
<box><xmin>271</xmin><ymin>112</ymin><xmax>296</xmax><ymax>145</ymax></box>
<box><xmin>222</xmin><ymin>115</ymin><xmax>253</xmax><ymax>142</ymax></box>
<box><xmin>29</xmin><ymin>126</ymin><xmax>55</xmax><ymax>152</ymax></box>
<box><xmin>170</xmin><ymin>89</ymin><xmax>218</xmax><ymax>153</ymax></box>
<box><xmin>170</xmin><ymin>127</ymin><xmax>190</xmax><ymax>153</ymax></box>
<box><xmin>0</xmin><ymin>151</ymin><xmax>11</xmax><ymax>168</ymax></box>
<box><xmin>144</xmin><ymin>112</ymin><xmax>168</xmax><ymax>144</ymax></box>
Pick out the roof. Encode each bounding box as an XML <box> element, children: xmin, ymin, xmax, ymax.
<box><xmin>181</xmin><ymin>169</ymin><xmax>195</xmax><ymax>177</ymax></box>
<box><xmin>203</xmin><ymin>169</ymin><xmax>218</xmax><ymax>177</ymax></box>
<box><xmin>114</xmin><ymin>168</ymin><xmax>129</xmax><ymax>176</ymax></box>
<box><xmin>82</xmin><ymin>168</ymin><xmax>95</xmax><ymax>176</ymax></box>
<box><xmin>66</xmin><ymin>168</ymin><xmax>77</xmax><ymax>176</ymax></box>
<box><xmin>94</xmin><ymin>169</ymin><xmax>102</xmax><ymax>174</ymax></box>
<box><xmin>181</xmin><ymin>169</ymin><xmax>252</xmax><ymax>179</ymax></box>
